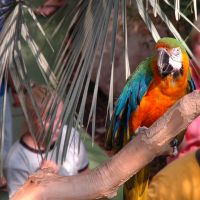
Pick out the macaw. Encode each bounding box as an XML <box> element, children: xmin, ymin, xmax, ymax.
<box><xmin>105</xmin><ymin>37</ymin><xmax>195</xmax><ymax>200</ymax></box>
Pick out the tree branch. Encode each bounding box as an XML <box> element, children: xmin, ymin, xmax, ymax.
<box><xmin>12</xmin><ymin>91</ymin><xmax>200</xmax><ymax>200</ymax></box>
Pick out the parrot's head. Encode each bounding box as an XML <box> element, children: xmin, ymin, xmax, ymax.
<box><xmin>155</xmin><ymin>37</ymin><xmax>188</xmax><ymax>79</ymax></box>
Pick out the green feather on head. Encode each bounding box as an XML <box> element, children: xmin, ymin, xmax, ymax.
<box><xmin>156</xmin><ymin>37</ymin><xmax>187</xmax><ymax>53</ymax></box>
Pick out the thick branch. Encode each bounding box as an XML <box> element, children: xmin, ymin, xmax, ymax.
<box><xmin>12</xmin><ymin>91</ymin><xmax>200</xmax><ymax>200</ymax></box>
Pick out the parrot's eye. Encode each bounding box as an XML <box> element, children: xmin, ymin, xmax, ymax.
<box><xmin>170</xmin><ymin>47</ymin><xmax>182</xmax><ymax>63</ymax></box>
<box><xmin>171</xmin><ymin>47</ymin><xmax>181</xmax><ymax>56</ymax></box>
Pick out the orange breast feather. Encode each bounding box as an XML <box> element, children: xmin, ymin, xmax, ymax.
<box><xmin>129</xmin><ymin>53</ymin><xmax>189</xmax><ymax>134</ymax></box>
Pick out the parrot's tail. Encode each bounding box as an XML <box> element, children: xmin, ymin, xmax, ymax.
<box><xmin>124</xmin><ymin>166</ymin><xmax>149</xmax><ymax>200</ymax></box>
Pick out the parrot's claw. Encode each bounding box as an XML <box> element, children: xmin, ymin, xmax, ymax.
<box><xmin>170</xmin><ymin>138</ymin><xmax>179</xmax><ymax>157</ymax></box>
<box><xmin>135</xmin><ymin>126</ymin><xmax>148</xmax><ymax>135</ymax></box>
<box><xmin>172</xmin><ymin>145</ymin><xmax>178</xmax><ymax>156</ymax></box>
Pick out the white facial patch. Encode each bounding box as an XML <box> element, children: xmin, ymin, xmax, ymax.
<box><xmin>169</xmin><ymin>47</ymin><xmax>182</xmax><ymax>70</ymax></box>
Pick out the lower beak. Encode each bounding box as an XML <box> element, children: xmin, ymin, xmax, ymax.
<box><xmin>160</xmin><ymin>64</ymin><xmax>174</xmax><ymax>77</ymax></box>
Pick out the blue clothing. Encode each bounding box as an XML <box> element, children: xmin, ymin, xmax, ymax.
<box><xmin>0</xmin><ymin>80</ymin><xmax>5</xmax><ymax>96</ymax></box>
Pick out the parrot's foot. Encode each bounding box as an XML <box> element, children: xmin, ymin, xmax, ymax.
<box><xmin>170</xmin><ymin>138</ymin><xmax>179</xmax><ymax>156</ymax></box>
<box><xmin>135</xmin><ymin>126</ymin><xmax>149</xmax><ymax>135</ymax></box>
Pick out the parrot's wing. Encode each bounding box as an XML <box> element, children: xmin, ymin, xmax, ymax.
<box><xmin>105</xmin><ymin>57</ymin><xmax>153</xmax><ymax>150</ymax></box>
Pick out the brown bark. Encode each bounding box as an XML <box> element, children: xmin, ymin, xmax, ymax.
<box><xmin>12</xmin><ymin>91</ymin><xmax>200</xmax><ymax>200</ymax></box>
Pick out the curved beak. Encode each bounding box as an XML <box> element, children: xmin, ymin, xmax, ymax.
<box><xmin>157</xmin><ymin>49</ymin><xmax>174</xmax><ymax>77</ymax></box>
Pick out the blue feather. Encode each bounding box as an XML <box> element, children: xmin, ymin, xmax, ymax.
<box><xmin>116</xmin><ymin>58</ymin><xmax>152</xmax><ymax>115</ymax></box>
<box><xmin>188</xmin><ymin>77</ymin><xmax>196</xmax><ymax>91</ymax></box>
<box><xmin>105</xmin><ymin>57</ymin><xmax>153</xmax><ymax>149</ymax></box>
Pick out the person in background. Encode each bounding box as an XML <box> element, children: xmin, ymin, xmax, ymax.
<box><xmin>4</xmin><ymin>84</ymin><xmax>89</xmax><ymax>198</ymax></box>
<box><xmin>148</xmin><ymin>149</ymin><xmax>200</xmax><ymax>200</ymax></box>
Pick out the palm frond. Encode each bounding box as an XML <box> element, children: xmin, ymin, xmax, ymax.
<box><xmin>135</xmin><ymin>0</ymin><xmax>160</xmax><ymax>42</ymax></box>
<box><xmin>0</xmin><ymin>0</ymin><xmax>57</xmax><ymax>171</ymax></box>
<box><xmin>122</xmin><ymin>0</ymin><xmax>130</xmax><ymax>80</ymax></box>
<box><xmin>0</xmin><ymin>0</ymin><xmax>200</xmax><ymax>172</ymax></box>
<box><xmin>106</xmin><ymin>0</ymin><xmax>119</xmax><ymax>123</ymax></box>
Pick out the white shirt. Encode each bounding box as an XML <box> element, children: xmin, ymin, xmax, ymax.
<box><xmin>4</xmin><ymin>125</ymin><xmax>89</xmax><ymax>197</ymax></box>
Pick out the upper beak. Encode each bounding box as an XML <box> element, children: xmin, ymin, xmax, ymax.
<box><xmin>157</xmin><ymin>49</ymin><xmax>174</xmax><ymax>77</ymax></box>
